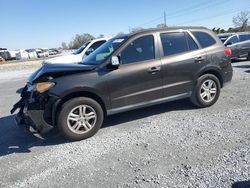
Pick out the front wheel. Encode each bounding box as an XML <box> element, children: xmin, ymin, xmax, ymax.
<box><xmin>57</xmin><ymin>97</ymin><xmax>104</xmax><ymax>141</ymax></box>
<box><xmin>190</xmin><ymin>74</ymin><xmax>221</xmax><ymax>108</ymax></box>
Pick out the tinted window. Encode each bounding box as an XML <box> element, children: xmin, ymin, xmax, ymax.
<box><xmin>120</xmin><ymin>35</ymin><xmax>155</xmax><ymax>64</ymax></box>
<box><xmin>239</xmin><ymin>34</ymin><xmax>250</xmax><ymax>42</ymax></box>
<box><xmin>160</xmin><ymin>32</ymin><xmax>189</xmax><ymax>56</ymax></box>
<box><xmin>89</xmin><ymin>40</ymin><xmax>106</xmax><ymax>50</ymax></box>
<box><xmin>186</xmin><ymin>33</ymin><xmax>198</xmax><ymax>50</ymax></box>
<box><xmin>192</xmin><ymin>32</ymin><xmax>216</xmax><ymax>48</ymax></box>
<box><xmin>226</xmin><ymin>36</ymin><xmax>239</xmax><ymax>45</ymax></box>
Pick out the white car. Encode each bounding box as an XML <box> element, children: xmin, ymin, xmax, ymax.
<box><xmin>47</xmin><ymin>37</ymin><xmax>110</xmax><ymax>64</ymax></box>
<box><xmin>16</xmin><ymin>50</ymin><xmax>29</xmax><ymax>60</ymax></box>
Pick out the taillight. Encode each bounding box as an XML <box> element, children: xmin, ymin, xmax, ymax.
<box><xmin>224</xmin><ymin>48</ymin><xmax>231</xmax><ymax>56</ymax></box>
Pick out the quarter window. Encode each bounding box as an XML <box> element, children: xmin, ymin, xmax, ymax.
<box><xmin>120</xmin><ymin>35</ymin><xmax>155</xmax><ymax>64</ymax></box>
<box><xmin>192</xmin><ymin>31</ymin><xmax>216</xmax><ymax>48</ymax></box>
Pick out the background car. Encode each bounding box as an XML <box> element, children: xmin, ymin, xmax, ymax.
<box><xmin>25</xmin><ymin>49</ymin><xmax>38</xmax><ymax>59</ymax></box>
<box><xmin>36</xmin><ymin>48</ymin><xmax>47</xmax><ymax>58</ymax></box>
<box><xmin>16</xmin><ymin>50</ymin><xmax>29</xmax><ymax>60</ymax></box>
<box><xmin>218</xmin><ymin>32</ymin><xmax>250</xmax><ymax>60</ymax></box>
<box><xmin>0</xmin><ymin>49</ymin><xmax>10</xmax><ymax>60</ymax></box>
<box><xmin>46</xmin><ymin>37</ymin><xmax>110</xmax><ymax>64</ymax></box>
<box><xmin>0</xmin><ymin>56</ymin><xmax>5</xmax><ymax>62</ymax></box>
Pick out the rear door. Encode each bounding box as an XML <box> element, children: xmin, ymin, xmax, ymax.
<box><xmin>238</xmin><ymin>34</ymin><xmax>250</xmax><ymax>57</ymax></box>
<box><xmin>159</xmin><ymin>31</ymin><xmax>206</xmax><ymax>98</ymax></box>
<box><xmin>225</xmin><ymin>35</ymin><xmax>240</xmax><ymax>58</ymax></box>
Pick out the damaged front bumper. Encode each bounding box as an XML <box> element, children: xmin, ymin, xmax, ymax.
<box><xmin>11</xmin><ymin>84</ymin><xmax>60</xmax><ymax>134</ymax></box>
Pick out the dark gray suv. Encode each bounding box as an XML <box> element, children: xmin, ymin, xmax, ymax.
<box><xmin>12</xmin><ymin>27</ymin><xmax>233</xmax><ymax>141</ymax></box>
<box><xmin>218</xmin><ymin>32</ymin><xmax>250</xmax><ymax>60</ymax></box>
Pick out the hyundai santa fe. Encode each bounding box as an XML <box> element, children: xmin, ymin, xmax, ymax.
<box><xmin>11</xmin><ymin>27</ymin><xmax>233</xmax><ymax>141</ymax></box>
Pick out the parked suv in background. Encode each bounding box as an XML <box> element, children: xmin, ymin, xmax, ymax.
<box><xmin>46</xmin><ymin>37</ymin><xmax>110</xmax><ymax>64</ymax></box>
<box><xmin>218</xmin><ymin>32</ymin><xmax>250</xmax><ymax>60</ymax></box>
<box><xmin>12</xmin><ymin>27</ymin><xmax>233</xmax><ymax>141</ymax></box>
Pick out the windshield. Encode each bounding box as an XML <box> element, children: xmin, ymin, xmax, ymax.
<box><xmin>82</xmin><ymin>37</ymin><xmax>128</xmax><ymax>65</ymax></box>
<box><xmin>73</xmin><ymin>41</ymin><xmax>91</xmax><ymax>55</ymax></box>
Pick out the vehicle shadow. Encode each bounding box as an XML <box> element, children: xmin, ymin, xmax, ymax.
<box><xmin>0</xmin><ymin>115</ymin><xmax>67</xmax><ymax>157</ymax></box>
<box><xmin>233</xmin><ymin>65</ymin><xmax>250</xmax><ymax>69</ymax></box>
<box><xmin>232</xmin><ymin>180</ymin><xmax>250</xmax><ymax>188</ymax></box>
<box><xmin>103</xmin><ymin>99</ymin><xmax>196</xmax><ymax>128</ymax></box>
<box><xmin>0</xmin><ymin>99</ymin><xmax>195</xmax><ymax>157</ymax></box>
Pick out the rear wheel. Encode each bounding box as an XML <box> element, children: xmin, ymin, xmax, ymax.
<box><xmin>247</xmin><ymin>52</ymin><xmax>250</xmax><ymax>61</ymax></box>
<box><xmin>190</xmin><ymin>74</ymin><xmax>221</xmax><ymax>107</ymax></box>
<box><xmin>57</xmin><ymin>97</ymin><xmax>104</xmax><ymax>141</ymax></box>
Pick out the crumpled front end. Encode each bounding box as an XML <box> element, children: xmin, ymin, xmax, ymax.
<box><xmin>11</xmin><ymin>83</ymin><xmax>60</xmax><ymax>134</ymax></box>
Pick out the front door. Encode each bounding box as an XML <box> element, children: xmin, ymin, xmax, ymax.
<box><xmin>107</xmin><ymin>35</ymin><xmax>163</xmax><ymax>111</ymax></box>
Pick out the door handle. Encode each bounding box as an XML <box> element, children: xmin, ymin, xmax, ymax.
<box><xmin>195</xmin><ymin>56</ymin><xmax>205</xmax><ymax>63</ymax></box>
<box><xmin>147</xmin><ymin>66</ymin><xmax>161</xmax><ymax>74</ymax></box>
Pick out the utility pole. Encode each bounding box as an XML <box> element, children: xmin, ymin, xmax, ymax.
<box><xmin>164</xmin><ymin>11</ymin><xmax>166</xmax><ymax>27</ymax></box>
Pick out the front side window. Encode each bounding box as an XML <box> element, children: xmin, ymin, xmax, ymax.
<box><xmin>160</xmin><ymin>32</ymin><xmax>189</xmax><ymax>56</ymax></box>
<box><xmin>120</xmin><ymin>35</ymin><xmax>155</xmax><ymax>65</ymax></box>
<box><xmin>239</xmin><ymin>34</ymin><xmax>250</xmax><ymax>42</ymax></box>
<box><xmin>192</xmin><ymin>31</ymin><xmax>216</xmax><ymax>48</ymax></box>
<box><xmin>89</xmin><ymin>40</ymin><xmax>107</xmax><ymax>51</ymax></box>
<box><xmin>226</xmin><ymin>36</ymin><xmax>239</xmax><ymax>45</ymax></box>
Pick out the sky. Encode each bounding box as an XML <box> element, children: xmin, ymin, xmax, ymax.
<box><xmin>0</xmin><ymin>0</ymin><xmax>249</xmax><ymax>50</ymax></box>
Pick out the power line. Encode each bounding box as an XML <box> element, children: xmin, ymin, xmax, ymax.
<box><xmin>133</xmin><ymin>16</ymin><xmax>164</xmax><ymax>28</ymax></box>
<box><xmin>176</xmin><ymin>7</ymin><xmax>250</xmax><ymax>25</ymax></box>
<box><xmin>165</xmin><ymin>0</ymin><xmax>232</xmax><ymax>20</ymax></box>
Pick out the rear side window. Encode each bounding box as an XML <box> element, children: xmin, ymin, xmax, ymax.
<box><xmin>120</xmin><ymin>35</ymin><xmax>155</xmax><ymax>64</ymax></box>
<box><xmin>160</xmin><ymin>32</ymin><xmax>188</xmax><ymax>56</ymax></box>
<box><xmin>239</xmin><ymin>34</ymin><xmax>250</xmax><ymax>42</ymax></box>
<box><xmin>192</xmin><ymin>31</ymin><xmax>216</xmax><ymax>48</ymax></box>
<box><xmin>160</xmin><ymin>32</ymin><xmax>198</xmax><ymax>56</ymax></box>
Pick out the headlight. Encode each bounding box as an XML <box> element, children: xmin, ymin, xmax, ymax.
<box><xmin>35</xmin><ymin>82</ymin><xmax>55</xmax><ymax>93</ymax></box>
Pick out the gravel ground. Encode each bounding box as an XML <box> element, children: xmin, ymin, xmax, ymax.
<box><xmin>0</xmin><ymin>60</ymin><xmax>250</xmax><ymax>188</ymax></box>
<box><xmin>0</xmin><ymin>60</ymin><xmax>42</xmax><ymax>71</ymax></box>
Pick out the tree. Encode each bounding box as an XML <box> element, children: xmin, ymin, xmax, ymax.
<box><xmin>233</xmin><ymin>11</ymin><xmax>250</xmax><ymax>31</ymax></box>
<box><xmin>220</xmin><ymin>29</ymin><xmax>225</xmax><ymax>33</ymax></box>
<box><xmin>61</xmin><ymin>42</ymin><xmax>68</xmax><ymax>49</ymax></box>
<box><xmin>130</xmin><ymin>27</ymin><xmax>145</xmax><ymax>33</ymax></box>
<box><xmin>216</xmin><ymin>28</ymin><xmax>221</xmax><ymax>34</ymax></box>
<box><xmin>116</xmin><ymin>32</ymin><xmax>125</xmax><ymax>37</ymax></box>
<box><xmin>68</xmin><ymin>33</ymin><xmax>94</xmax><ymax>49</ymax></box>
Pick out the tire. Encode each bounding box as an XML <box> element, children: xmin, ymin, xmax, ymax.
<box><xmin>190</xmin><ymin>74</ymin><xmax>221</xmax><ymax>108</ymax></box>
<box><xmin>247</xmin><ymin>52</ymin><xmax>250</xmax><ymax>61</ymax></box>
<box><xmin>57</xmin><ymin>97</ymin><xmax>104</xmax><ymax>141</ymax></box>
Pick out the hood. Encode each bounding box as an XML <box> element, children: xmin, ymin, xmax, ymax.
<box><xmin>28</xmin><ymin>63</ymin><xmax>96</xmax><ymax>83</ymax></box>
<box><xmin>46</xmin><ymin>54</ymin><xmax>82</xmax><ymax>64</ymax></box>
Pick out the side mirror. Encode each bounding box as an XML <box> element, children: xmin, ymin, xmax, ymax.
<box><xmin>85</xmin><ymin>48</ymin><xmax>94</xmax><ymax>56</ymax></box>
<box><xmin>111</xmin><ymin>56</ymin><xmax>120</xmax><ymax>67</ymax></box>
